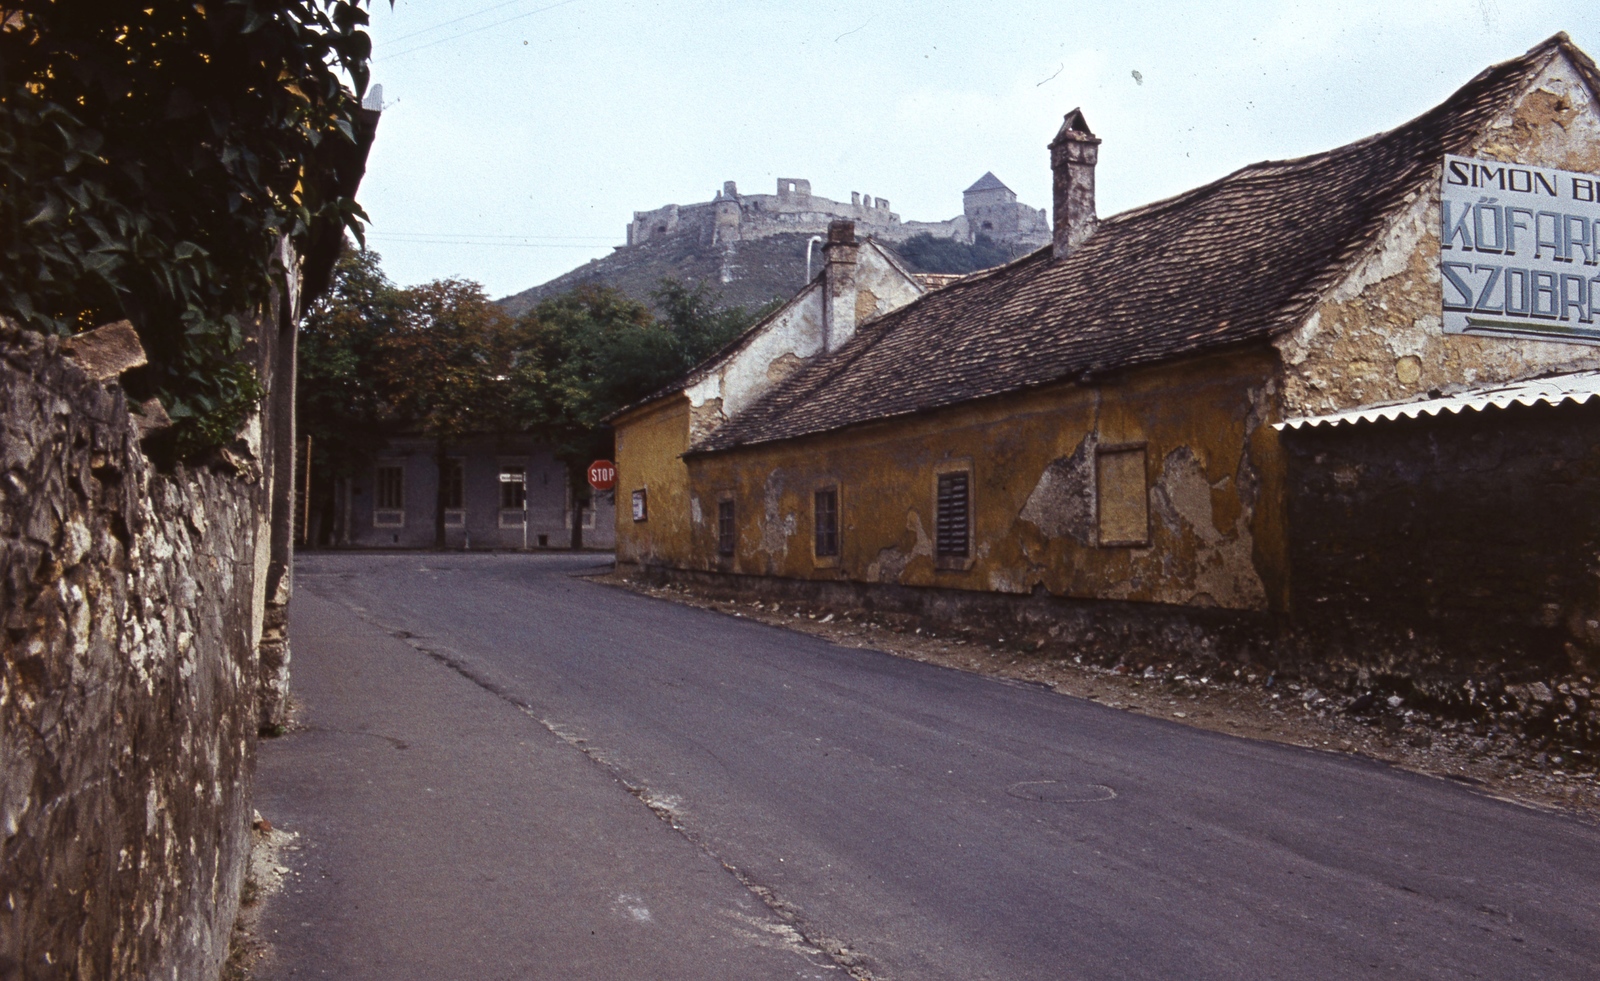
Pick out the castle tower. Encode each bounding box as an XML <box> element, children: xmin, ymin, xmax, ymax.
<box><xmin>963</xmin><ymin>172</ymin><xmax>1020</xmax><ymax>241</ymax></box>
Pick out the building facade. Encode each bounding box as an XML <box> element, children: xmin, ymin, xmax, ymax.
<box><xmin>341</xmin><ymin>435</ymin><xmax>615</xmax><ymax>550</ymax></box>
<box><xmin>611</xmin><ymin>36</ymin><xmax>1600</xmax><ymax>725</ymax></box>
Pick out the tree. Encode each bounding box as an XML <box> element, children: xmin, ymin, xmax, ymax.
<box><xmin>511</xmin><ymin>286</ymin><xmax>664</xmax><ymax>546</ymax></box>
<box><xmin>296</xmin><ymin>265</ymin><xmax>771</xmax><ymax>549</ymax></box>
<box><xmin>1</xmin><ymin>1</ymin><xmax>379</xmax><ymax>457</ymax></box>
<box><xmin>512</xmin><ymin>279</ymin><xmax>771</xmax><ymax>546</ymax></box>
<box><xmin>373</xmin><ymin>279</ymin><xmax>526</xmax><ymax>547</ymax></box>
<box><xmin>651</xmin><ymin>278</ymin><xmax>774</xmax><ymax>370</ymax></box>
<box><xmin>296</xmin><ymin>245</ymin><xmax>401</xmax><ymax>543</ymax></box>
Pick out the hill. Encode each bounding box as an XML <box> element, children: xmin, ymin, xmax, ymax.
<box><xmin>497</xmin><ymin>232</ymin><xmax>1034</xmax><ymax>317</ymax></box>
<box><xmin>500</xmin><ymin>232</ymin><xmax>817</xmax><ymax>317</ymax></box>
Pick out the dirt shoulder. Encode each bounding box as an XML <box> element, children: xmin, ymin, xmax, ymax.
<box><xmin>597</xmin><ymin>573</ymin><xmax>1600</xmax><ymax>823</ymax></box>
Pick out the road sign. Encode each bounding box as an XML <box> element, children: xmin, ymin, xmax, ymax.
<box><xmin>587</xmin><ymin>460</ymin><xmax>617</xmax><ymax>490</ymax></box>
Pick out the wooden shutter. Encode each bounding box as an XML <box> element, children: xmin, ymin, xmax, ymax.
<box><xmin>936</xmin><ymin>472</ymin><xmax>970</xmax><ymax>558</ymax></box>
<box><xmin>814</xmin><ymin>489</ymin><xmax>839</xmax><ymax>557</ymax></box>
<box><xmin>717</xmin><ymin>500</ymin><xmax>736</xmax><ymax>556</ymax></box>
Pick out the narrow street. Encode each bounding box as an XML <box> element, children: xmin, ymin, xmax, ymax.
<box><xmin>253</xmin><ymin>553</ymin><xmax>1600</xmax><ymax>980</ymax></box>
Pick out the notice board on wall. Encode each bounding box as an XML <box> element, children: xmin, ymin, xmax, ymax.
<box><xmin>1441</xmin><ymin>154</ymin><xmax>1600</xmax><ymax>345</ymax></box>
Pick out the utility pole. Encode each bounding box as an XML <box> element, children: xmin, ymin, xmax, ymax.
<box><xmin>301</xmin><ymin>434</ymin><xmax>312</xmax><ymax>545</ymax></box>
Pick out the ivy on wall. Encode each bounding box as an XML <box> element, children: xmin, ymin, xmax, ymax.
<box><xmin>0</xmin><ymin>1</ymin><xmax>378</xmax><ymax>457</ymax></box>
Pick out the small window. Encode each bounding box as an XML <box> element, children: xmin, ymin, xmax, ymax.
<box><xmin>500</xmin><ymin>466</ymin><xmax>526</xmax><ymax>510</ymax></box>
<box><xmin>440</xmin><ymin>458</ymin><xmax>464</xmax><ymax>510</ymax></box>
<box><xmin>814</xmin><ymin>488</ymin><xmax>839</xmax><ymax>558</ymax></box>
<box><xmin>936</xmin><ymin>471</ymin><xmax>970</xmax><ymax>558</ymax></box>
<box><xmin>375</xmin><ymin>465</ymin><xmax>404</xmax><ymax>510</ymax></box>
<box><xmin>632</xmin><ymin>488</ymin><xmax>648</xmax><ymax>522</ymax></box>
<box><xmin>717</xmin><ymin>500</ymin><xmax>736</xmax><ymax>557</ymax></box>
<box><xmin>1097</xmin><ymin>444</ymin><xmax>1149</xmax><ymax>546</ymax></box>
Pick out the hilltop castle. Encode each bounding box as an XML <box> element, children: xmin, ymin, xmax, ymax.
<box><xmin>625</xmin><ymin>172</ymin><xmax>1051</xmax><ymax>250</ymax></box>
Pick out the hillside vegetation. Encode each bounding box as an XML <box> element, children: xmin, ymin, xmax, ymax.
<box><xmin>498</xmin><ymin>231</ymin><xmax>1035</xmax><ymax>317</ymax></box>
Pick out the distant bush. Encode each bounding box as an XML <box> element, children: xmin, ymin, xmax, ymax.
<box><xmin>891</xmin><ymin>233</ymin><xmax>1022</xmax><ymax>274</ymax></box>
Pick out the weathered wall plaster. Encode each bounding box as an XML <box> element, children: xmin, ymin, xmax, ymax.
<box><xmin>685</xmin><ymin>283</ymin><xmax>824</xmax><ymax>427</ymax></box>
<box><xmin>1018</xmin><ymin>434</ymin><xmax>1098</xmax><ymax>545</ymax></box>
<box><xmin>672</xmin><ymin>348</ymin><xmax>1286</xmax><ymax>614</ymax></box>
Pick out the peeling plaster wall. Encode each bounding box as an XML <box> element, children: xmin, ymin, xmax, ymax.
<box><xmin>686</xmin><ymin>284</ymin><xmax>825</xmax><ymax>426</ymax></box>
<box><xmin>679</xmin><ymin>348</ymin><xmax>1286</xmax><ymax>613</ymax></box>
<box><xmin>1278</xmin><ymin>54</ymin><xmax>1600</xmax><ymax>418</ymax></box>
<box><xmin>0</xmin><ymin>327</ymin><xmax>269</xmax><ymax>980</ymax></box>
<box><xmin>682</xmin><ymin>240</ymin><xmax>925</xmax><ymax>438</ymax></box>
<box><xmin>854</xmin><ymin>241</ymin><xmax>927</xmax><ymax>323</ymax></box>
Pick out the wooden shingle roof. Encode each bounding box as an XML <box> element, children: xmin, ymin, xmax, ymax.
<box><xmin>692</xmin><ymin>34</ymin><xmax>1595</xmax><ymax>455</ymax></box>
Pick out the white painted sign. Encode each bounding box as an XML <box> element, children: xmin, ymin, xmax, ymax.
<box><xmin>1441</xmin><ymin>154</ymin><xmax>1600</xmax><ymax>345</ymax></box>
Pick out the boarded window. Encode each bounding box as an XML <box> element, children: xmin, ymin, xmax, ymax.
<box><xmin>375</xmin><ymin>465</ymin><xmax>404</xmax><ymax>510</ymax></box>
<box><xmin>814</xmin><ymin>489</ymin><xmax>839</xmax><ymax>557</ymax></box>
<box><xmin>500</xmin><ymin>466</ymin><xmax>526</xmax><ymax>510</ymax></box>
<box><xmin>440</xmin><ymin>459</ymin><xmax>464</xmax><ymax>510</ymax></box>
<box><xmin>717</xmin><ymin>500</ymin><xmax>736</xmax><ymax>556</ymax></box>
<box><xmin>1097</xmin><ymin>445</ymin><xmax>1149</xmax><ymax>546</ymax></box>
<box><xmin>936</xmin><ymin>471</ymin><xmax>970</xmax><ymax>558</ymax></box>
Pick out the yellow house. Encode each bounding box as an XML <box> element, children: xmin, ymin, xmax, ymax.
<box><xmin>611</xmin><ymin>220</ymin><xmax>928</xmax><ymax>570</ymax></box>
<box><xmin>612</xmin><ymin>35</ymin><xmax>1600</xmax><ymax>713</ymax></box>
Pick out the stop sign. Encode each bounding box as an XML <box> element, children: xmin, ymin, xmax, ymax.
<box><xmin>587</xmin><ymin>459</ymin><xmax>617</xmax><ymax>490</ymax></box>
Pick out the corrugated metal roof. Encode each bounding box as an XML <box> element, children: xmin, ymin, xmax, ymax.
<box><xmin>1275</xmin><ymin>371</ymin><xmax>1600</xmax><ymax>430</ymax></box>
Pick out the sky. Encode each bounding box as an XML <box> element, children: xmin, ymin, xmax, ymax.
<box><xmin>353</xmin><ymin>0</ymin><xmax>1600</xmax><ymax>298</ymax></box>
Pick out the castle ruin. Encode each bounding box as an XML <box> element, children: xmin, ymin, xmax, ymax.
<box><xmin>625</xmin><ymin>172</ymin><xmax>1050</xmax><ymax>250</ymax></box>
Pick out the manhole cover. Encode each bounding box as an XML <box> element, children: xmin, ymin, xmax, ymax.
<box><xmin>1005</xmin><ymin>781</ymin><xmax>1117</xmax><ymax>803</ymax></box>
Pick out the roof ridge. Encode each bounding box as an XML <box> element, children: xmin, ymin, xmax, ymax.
<box><xmin>682</xmin><ymin>35</ymin><xmax>1586</xmax><ymax>454</ymax></box>
<box><xmin>1100</xmin><ymin>33</ymin><xmax>1559</xmax><ymax>232</ymax></box>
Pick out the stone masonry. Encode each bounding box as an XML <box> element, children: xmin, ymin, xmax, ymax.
<box><xmin>626</xmin><ymin>174</ymin><xmax>1050</xmax><ymax>251</ymax></box>
<box><xmin>0</xmin><ymin>323</ymin><xmax>275</xmax><ymax>980</ymax></box>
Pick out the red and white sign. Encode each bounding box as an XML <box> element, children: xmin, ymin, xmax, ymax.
<box><xmin>587</xmin><ymin>460</ymin><xmax>617</xmax><ymax>490</ymax></box>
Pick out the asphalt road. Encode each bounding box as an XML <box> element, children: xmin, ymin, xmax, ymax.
<box><xmin>255</xmin><ymin>552</ymin><xmax>1600</xmax><ymax>980</ymax></box>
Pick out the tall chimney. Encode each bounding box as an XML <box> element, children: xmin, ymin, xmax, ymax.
<box><xmin>1049</xmin><ymin>108</ymin><xmax>1100</xmax><ymax>258</ymax></box>
<box><xmin>822</xmin><ymin>220</ymin><xmax>859</xmax><ymax>351</ymax></box>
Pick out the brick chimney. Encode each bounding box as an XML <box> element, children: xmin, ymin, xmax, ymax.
<box><xmin>1049</xmin><ymin>108</ymin><xmax>1100</xmax><ymax>258</ymax></box>
<box><xmin>822</xmin><ymin>220</ymin><xmax>859</xmax><ymax>351</ymax></box>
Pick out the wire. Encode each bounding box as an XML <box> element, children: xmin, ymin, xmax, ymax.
<box><xmin>367</xmin><ymin>234</ymin><xmax>614</xmax><ymax>250</ymax></box>
<box><xmin>377</xmin><ymin>0</ymin><xmax>543</xmax><ymax>47</ymax></box>
<box><xmin>372</xmin><ymin>232</ymin><xmax>615</xmax><ymax>242</ymax></box>
<box><xmin>377</xmin><ymin>0</ymin><xmax>584</xmax><ymax>61</ymax></box>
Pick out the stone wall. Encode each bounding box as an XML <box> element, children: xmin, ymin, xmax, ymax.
<box><xmin>1</xmin><ymin>324</ymin><xmax>271</xmax><ymax>980</ymax></box>
<box><xmin>1283</xmin><ymin>400</ymin><xmax>1600</xmax><ymax>749</ymax></box>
